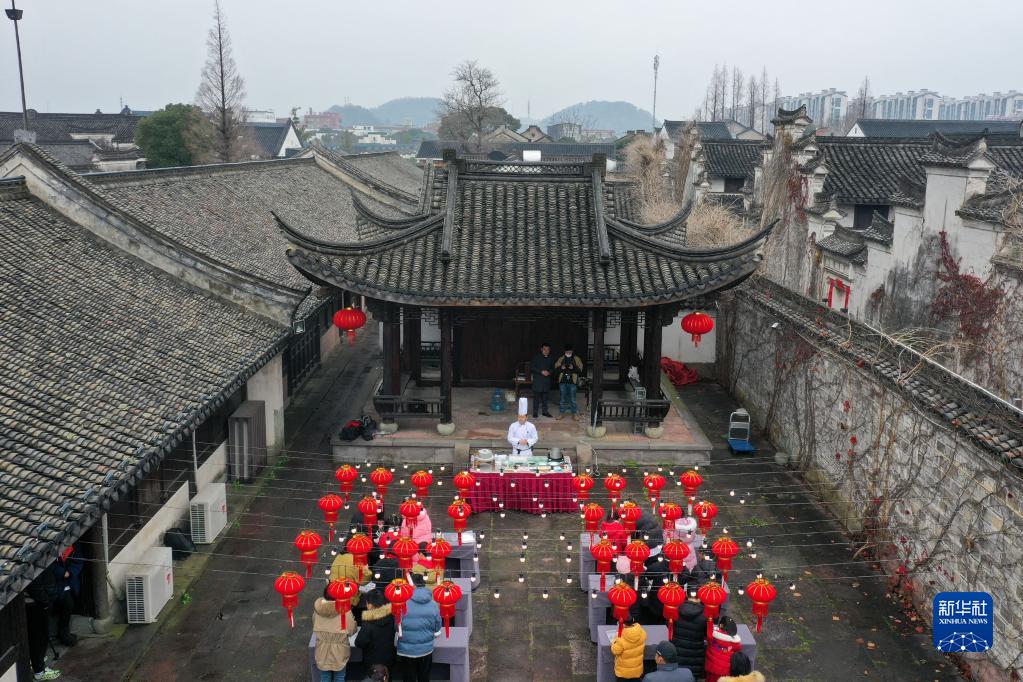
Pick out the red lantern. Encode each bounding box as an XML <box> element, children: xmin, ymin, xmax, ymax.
<box><xmin>385</xmin><ymin>578</ymin><xmax>416</xmax><ymax>636</ymax></box>
<box><xmin>335</xmin><ymin>464</ymin><xmax>359</xmax><ymax>500</ymax></box>
<box><xmin>346</xmin><ymin>532</ymin><xmax>373</xmax><ymax>581</ymax></box>
<box><xmin>447</xmin><ymin>499</ymin><xmax>472</xmax><ymax>545</ymax></box>
<box><xmin>663</xmin><ymin>538</ymin><xmax>690</xmax><ymax>577</ymax></box>
<box><xmin>697</xmin><ymin>580</ymin><xmax>728</xmax><ymax>638</ymax></box>
<box><xmin>680</xmin><ymin>469</ymin><xmax>703</xmax><ymax>498</ymax></box>
<box><xmin>294</xmin><ymin>529</ymin><xmax>322</xmax><ymax>578</ymax></box>
<box><xmin>432</xmin><ymin>580</ymin><xmax>463</xmax><ymax>637</ymax></box>
<box><xmin>370</xmin><ymin>467</ymin><xmax>394</xmax><ymax>497</ymax></box>
<box><xmin>603</xmin><ymin>473</ymin><xmax>626</xmax><ymax>505</ymax></box>
<box><xmin>453</xmin><ymin>470</ymin><xmax>476</xmax><ymax>498</ymax></box>
<box><xmin>643</xmin><ymin>473</ymin><xmax>666</xmax><ymax>511</ymax></box>
<box><xmin>658</xmin><ymin>581</ymin><xmax>687</xmax><ymax>640</ymax></box>
<box><xmin>357</xmin><ymin>495</ymin><xmax>381</xmax><ymax>529</ymax></box>
<box><xmin>326</xmin><ymin>577</ymin><xmax>360</xmax><ymax>627</ymax></box>
<box><xmin>607</xmin><ymin>582</ymin><xmax>637</xmax><ymax>636</ymax></box>
<box><xmin>411</xmin><ymin>470</ymin><xmax>433</xmax><ymax>498</ymax></box>
<box><xmin>392</xmin><ymin>536</ymin><xmax>419</xmax><ymax>578</ymax></box>
<box><xmin>625</xmin><ymin>540</ymin><xmax>650</xmax><ymax>588</ymax></box>
<box><xmin>619</xmin><ymin>501</ymin><xmax>643</xmax><ymax>534</ymax></box>
<box><xmin>693</xmin><ymin>500</ymin><xmax>718</xmax><ymax>534</ymax></box>
<box><xmin>658</xmin><ymin>501</ymin><xmax>683</xmax><ymax>533</ymax></box>
<box><xmin>590</xmin><ymin>538</ymin><xmax>616</xmax><ymax>592</ymax></box>
<box><xmin>333</xmin><ymin>306</ymin><xmax>367</xmax><ymax>345</ymax></box>
<box><xmin>427</xmin><ymin>537</ymin><xmax>453</xmax><ymax>580</ymax></box>
<box><xmin>582</xmin><ymin>502</ymin><xmax>605</xmax><ymax>537</ymax></box>
<box><xmin>711</xmin><ymin>536</ymin><xmax>740</xmax><ymax>582</ymax></box>
<box><xmin>399</xmin><ymin>497</ymin><xmax>423</xmax><ymax>534</ymax></box>
<box><xmin>273</xmin><ymin>570</ymin><xmax>305</xmax><ymax>628</ymax></box>
<box><xmin>681</xmin><ymin>311</ymin><xmax>714</xmax><ymax>347</ymax></box>
<box><xmin>318</xmin><ymin>493</ymin><xmax>343</xmax><ymax>542</ymax></box>
<box><xmin>746</xmin><ymin>576</ymin><xmax>778</xmax><ymax>632</ymax></box>
<box><xmin>572</xmin><ymin>473</ymin><xmax>595</xmax><ymax>502</ymax></box>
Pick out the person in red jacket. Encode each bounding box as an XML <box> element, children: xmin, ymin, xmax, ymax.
<box><xmin>705</xmin><ymin>616</ymin><xmax>742</xmax><ymax>682</ymax></box>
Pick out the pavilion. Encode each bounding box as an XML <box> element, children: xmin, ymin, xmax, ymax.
<box><xmin>278</xmin><ymin>150</ymin><xmax>774</xmax><ymax>438</ymax></box>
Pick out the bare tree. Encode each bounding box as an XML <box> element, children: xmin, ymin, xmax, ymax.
<box><xmin>759</xmin><ymin>68</ymin><xmax>769</xmax><ymax>133</ymax></box>
<box><xmin>857</xmin><ymin>75</ymin><xmax>871</xmax><ymax>119</ymax></box>
<box><xmin>194</xmin><ymin>0</ymin><xmax>248</xmax><ymax>163</ymax></box>
<box><xmin>747</xmin><ymin>74</ymin><xmax>760</xmax><ymax>129</ymax></box>
<box><xmin>440</xmin><ymin>60</ymin><xmax>503</xmax><ymax>153</ymax></box>
<box><xmin>730</xmin><ymin>66</ymin><xmax>744</xmax><ymax>122</ymax></box>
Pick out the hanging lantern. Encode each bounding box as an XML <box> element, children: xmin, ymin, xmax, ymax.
<box><xmin>333</xmin><ymin>306</ymin><xmax>367</xmax><ymax>345</ymax></box>
<box><xmin>447</xmin><ymin>498</ymin><xmax>472</xmax><ymax>545</ymax></box>
<box><xmin>411</xmin><ymin>470</ymin><xmax>433</xmax><ymax>498</ymax></box>
<box><xmin>697</xmin><ymin>580</ymin><xmax>728</xmax><ymax>638</ymax></box>
<box><xmin>582</xmin><ymin>502</ymin><xmax>605</xmax><ymax>538</ymax></box>
<box><xmin>658</xmin><ymin>501</ymin><xmax>683</xmax><ymax>534</ymax></box>
<box><xmin>370</xmin><ymin>467</ymin><xmax>394</xmax><ymax>498</ymax></box>
<box><xmin>572</xmin><ymin>473</ymin><xmax>595</xmax><ymax>501</ymax></box>
<box><xmin>335</xmin><ymin>464</ymin><xmax>359</xmax><ymax>500</ymax></box>
<box><xmin>680</xmin><ymin>469</ymin><xmax>703</xmax><ymax>498</ymax></box>
<box><xmin>607</xmin><ymin>582</ymin><xmax>638</xmax><ymax>637</ymax></box>
<box><xmin>294</xmin><ymin>529</ymin><xmax>323</xmax><ymax>578</ymax></box>
<box><xmin>643</xmin><ymin>473</ymin><xmax>666</xmax><ymax>511</ymax></box>
<box><xmin>432</xmin><ymin>580</ymin><xmax>463</xmax><ymax>638</ymax></box>
<box><xmin>318</xmin><ymin>493</ymin><xmax>344</xmax><ymax>542</ymax></box>
<box><xmin>619</xmin><ymin>501</ymin><xmax>643</xmax><ymax>534</ymax></box>
<box><xmin>357</xmin><ymin>495</ymin><xmax>381</xmax><ymax>529</ymax></box>
<box><xmin>399</xmin><ymin>497</ymin><xmax>423</xmax><ymax>534</ymax></box>
<box><xmin>385</xmin><ymin>578</ymin><xmax>416</xmax><ymax>636</ymax></box>
<box><xmin>711</xmin><ymin>536</ymin><xmax>740</xmax><ymax>582</ymax></box>
<box><xmin>681</xmin><ymin>311</ymin><xmax>714</xmax><ymax>347</ymax></box>
<box><xmin>625</xmin><ymin>540</ymin><xmax>650</xmax><ymax>590</ymax></box>
<box><xmin>427</xmin><ymin>537</ymin><xmax>453</xmax><ymax>580</ymax></box>
<box><xmin>658</xmin><ymin>581</ymin><xmax>687</xmax><ymax>640</ymax></box>
<box><xmin>693</xmin><ymin>500</ymin><xmax>718</xmax><ymax>534</ymax></box>
<box><xmin>590</xmin><ymin>538</ymin><xmax>617</xmax><ymax>592</ymax></box>
<box><xmin>326</xmin><ymin>577</ymin><xmax>360</xmax><ymax>627</ymax></box>
<box><xmin>392</xmin><ymin>536</ymin><xmax>419</xmax><ymax>578</ymax></box>
<box><xmin>273</xmin><ymin>570</ymin><xmax>305</xmax><ymax>628</ymax></box>
<box><xmin>453</xmin><ymin>471</ymin><xmax>476</xmax><ymax>498</ymax></box>
<box><xmin>662</xmin><ymin>538</ymin><xmax>690</xmax><ymax>578</ymax></box>
<box><xmin>746</xmin><ymin>576</ymin><xmax>778</xmax><ymax>632</ymax></box>
<box><xmin>603</xmin><ymin>473</ymin><xmax>626</xmax><ymax>505</ymax></box>
<box><xmin>346</xmin><ymin>532</ymin><xmax>373</xmax><ymax>582</ymax></box>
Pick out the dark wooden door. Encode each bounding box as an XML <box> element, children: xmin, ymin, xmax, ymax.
<box><xmin>457</xmin><ymin>313</ymin><xmax>587</xmax><ymax>384</ymax></box>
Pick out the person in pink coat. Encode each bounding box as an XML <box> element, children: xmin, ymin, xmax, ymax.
<box><xmin>400</xmin><ymin>507</ymin><xmax>433</xmax><ymax>546</ymax></box>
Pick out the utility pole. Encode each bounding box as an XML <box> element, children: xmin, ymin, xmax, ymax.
<box><xmin>5</xmin><ymin>0</ymin><xmax>30</xmax><ymax>135</ymax></box>
<box><xmin>652</xmin><ymin>54</ymin><xmax>660</xmax><ymax>131</ymax></box>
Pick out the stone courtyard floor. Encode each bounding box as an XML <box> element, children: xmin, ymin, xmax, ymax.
<box><xmin>54</xmin><ymin>338</ymin><xmax>962</xmax><ymax>681</ymax></box>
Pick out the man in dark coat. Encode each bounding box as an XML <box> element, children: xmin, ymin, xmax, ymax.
<box><xmin>25</xmin><ymin>569</ymin><xmax>61</xmax><ymax>679</ymax></box>
<box><xmin>49</xmin><ymin>545</ymin><xmax>84</xmax><ymax>645</ymax></box>
<box><xmin>355</xmin><ymin>588</ymin><xmax>397</xmax><ymax>680</ymax></box>
<box><xmin>671</xmin><ymin>590</ymin><xmax>707</xmax><ymax>679</ymax></box>
<box><xmin>530</xmin><ymin>342</ymin><xmax>555</xmax><ymax>418</ymax></box>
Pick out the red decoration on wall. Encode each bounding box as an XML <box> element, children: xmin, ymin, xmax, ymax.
<box><xmin>697</xmin><ymin>580</ymin><xmax>728</xmax><ymax>638</ymax></box>
<box><xmin>746</xmin><ymin>576</ymin><xmax>779</xmax><ymax>632</ymax></box>
<box><xmin>681</xmin><ymin>311</ymin><xmax>714</xmax><ymax>346</ymax></box>
<box><xmin>333</xmin><ymin>307</ymin><xmax>367</xmax><ymax>345</ymax></box>
<box><xmin>370</xmin><ymin>467</ymin><xmax>394</xmax><ymax>497</ymax></box>
<box><xmin>274</xmin><ymin>571</ymin><xmax>305</xmax><ymax>628</ymax></box>
<box><xmin>294</xmin><ymin>529</ymin><xmax>322</xmax><ymax>578</ymax></box>
<box><xmin>711</xmin><ymin>536</ymin><xmax>740</xmax><ymax>582</ymax></box>
<box><xmin>334</xmin><ymin>464</ymin><xmax>358</xmax><ymax>500</ymax></box>
<box><xmin>608</xmin><ymin>582</ymin><xmax>638</xmax><ymax>636</ymax></box>
<box><xmin>326</xmin><ymin>577</ymin><xmax>360</xmax><ymax>627</ymax></box>
<box><xmin>447</xmin><ymin>499</ymin><xmax>472</xmax><ymax>545</ymax></box>
<box><xmin>658</xmin><ymin>581</ymin><xmax>687</xmax><ymax>640</ymax></box>
<box><xmin>433</xmin><ymin>580</ymin><xmax>463</xmax><ymax>637</ymax></box>
<box><xmin>318</xmin><ymin>493</ymin><xmax>343</xmax><ymax>542</ymax></box>
<box><xmin>411</xmin><ymin>470</ymin><xmax>433</xmax><ymax>498</ymax></box>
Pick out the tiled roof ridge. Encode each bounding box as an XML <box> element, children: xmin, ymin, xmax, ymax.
<box><xmin>351</xmin><ymin>190</ymin><xmax>432</xmax><ymax>226</ymax></box>
<box><xmin>312</xmin><ymin>145</ymin><xmax>421</xmax><ymax>205</ymax></box>
<box><xmin>85</xmin><ymin>156</ymin><xmax>316</xmax><ymax>184</ymax></box>
<box><xmin>608</xmin><ymin>216</ymin><xmax>777</xmax><ymax>261</ymax></box>
<box><xmin>772</xmin><ymin>105</ymin><xmax>809</xmax><ymax>125</ymax></box>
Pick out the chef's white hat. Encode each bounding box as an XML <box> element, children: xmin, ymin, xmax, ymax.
<box><xmin>518</xmin><ymin>397</ymin><xmax>528</xmax><ymax>416</ymax></box>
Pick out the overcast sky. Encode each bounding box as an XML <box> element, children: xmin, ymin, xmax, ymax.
<box><xmin>3</xmin><ymin>0</ymin><xmax>1021</xmax><ymax>121</ymax></box>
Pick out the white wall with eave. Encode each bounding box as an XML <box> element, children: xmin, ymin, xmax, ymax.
<box><xmin>246</xmin><ymin>354</ymin><xmax>285</xmax><ymax>457</ymax></box>
<box><xmin>320</xmin><ymin>322</ymin><xmax>341</xmax><ymax>358</ymax></box>
<box><xmin>195</xmin><ymin>441</ymin><xmax>227</xmax><ymax>491</ymax></box>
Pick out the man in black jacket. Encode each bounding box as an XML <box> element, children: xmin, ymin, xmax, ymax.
<box><xmin>670</xmin><ymin>589</ymin><xmax>707</xmax><ymax>679</ymax></box>
<box><xmin>530</xmin><ymin>343</ymin><xmax>556</xmax><ymax>418</ymax></box>
<box><xmin>355</xmin><ymin>588</ymin><xmax>396</xmax><ymax>680</ymax></box>
<box><xmin>25</xmin><ymin>570</ymin><xmax>61</xmax><ymax>680</ymax></box>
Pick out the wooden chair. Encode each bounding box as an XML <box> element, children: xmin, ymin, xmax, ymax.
<box><xmin>513</xmin><ymin>362</ymin><xmax>532</xmax><ymax>401</ymax></box>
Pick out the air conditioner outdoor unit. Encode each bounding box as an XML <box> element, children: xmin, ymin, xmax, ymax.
<box><xmin>190</xmin><ymin>482</ymin><xmax>228</xmax><ymax>544</ymax></box>
<box><xmin>125</xmin><ymin>547</ymin><xmax>173</xmax><ymax>624</ymax></box>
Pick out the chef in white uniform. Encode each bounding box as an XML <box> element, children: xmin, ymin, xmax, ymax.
<box><xmin>507</xmin><ymin>397</ymin><xmax>539</xmax><ymax>456</ymax></box>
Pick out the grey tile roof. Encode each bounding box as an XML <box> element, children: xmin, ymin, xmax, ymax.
<box><xmin>957</xmin><ymin>170</ymin><xmax>1021</xmax><ymax>224</ymax></box>
<box><xmin>1</xmin><ymin>141</ymin><xmax>98</xmax><ymax>171</ymax></box>
<box><xmin>852</xmin><ymin>119</ymin><xmax>1022</xmax><ymax>138</ymax></box>
<box><xmin>243</xmin><ymin>121</ymin><xmax>300</xmax><ymax>158</ymax></box>
<box><xmin>701</xmin><ymin>140</ymin><xmax>764</xmax><ymax>178</ymax></box>
<box><xmin>818</xmin><ymin>138</ymin><xmax>930</xmax><ymax>204</ymax></box>
<box><xmin>317</xmin><ymin>148</ymin><xmax>425</xmax><ymax>205</ymax></box>
<box><xmin>862</xmin><ymin>212</ymin><xmax>894</xmax><ymax>245</ymax></box>
<box><xmin>416</xmin><ymin>139</ymin><xmax>615</xmax><ymax>161</ymax></box>
<box><xmin>0</xmin><ymin>177</ymin><xmax>288</xmax><ymax>603</ymax></box>
<box><xmin>282</xmin><ymin>159</ymin><xmax>774</xmax><ymax>307</ymax></box>
<box><xmin>0</xmin><ymin>109</ymin><xmax>142</xmax><ymax>144</ymax></box>
<box><xmin>695</xmin><ymin>122</ymin><xmax>732</xmax><ymax>140</ymax></box>
<box><xmin>817</xmin><ymin>224</ymin><xmax>867</xmax><ymax>264</ymax></box>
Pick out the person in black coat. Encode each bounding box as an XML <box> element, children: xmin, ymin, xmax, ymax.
<box><xmin>635</xmin><ymin>509</ymin><xmax>664</xmax><ymax>549</ymax></box>
<box><xmin>671</xmin><ymin>590</ymin><xmax>707</xmax><ymax>680</ymax></box>
<box><xmin>49</xmin><ymin>545</ymin><xmax>84</xmax><ymax>645</ymax></box>
<box><xmin>25</xmin><ymin>569</ymin><xmax>60</xmax><ymax>679</ymax></box>
<box><xmin>529</xmin><ymin>343</ymin><xmax>556</xmax><ymax>418</ymax></box>
<box><xmin>355</xmin><ymin>588</ymin><xmax>396</xmax><ymax>680</ymax></box>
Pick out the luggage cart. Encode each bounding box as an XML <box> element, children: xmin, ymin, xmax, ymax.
<box><xmin>727</xmin><ymin>408</ymin><xmax>757</xmax><ymax>455</ymax></box>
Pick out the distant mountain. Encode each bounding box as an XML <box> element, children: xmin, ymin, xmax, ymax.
<box><xmin>327</xmin><ymin>97</ymin><xmax>442</xmax><ymax>128</ymax></box>
<box><xmin>542</xmin><ymin>100</ymin><xmax>657</xmax><ymax>135</ymax></box>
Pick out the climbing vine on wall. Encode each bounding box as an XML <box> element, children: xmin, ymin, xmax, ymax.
<box><xmin>931</xmin><ymin>230</ymin><xmax>1004</xmax><ymax>342</ymax></box>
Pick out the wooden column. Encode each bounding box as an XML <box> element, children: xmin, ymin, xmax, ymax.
<box><xmin>381</xmin><ymin>302</ymin><xmax>401</xmax><ymax>397</ymax></box>
<box><xmin>440</xmin><ymin>308</ymin><xmax>453</xmax><ymax>424</ymax></box>
<box><xmin>591</xmin><ymin>309</ymin><xmax>606</xmax><ymax>426</ymax></box>
<box><xmin>402</xmin><ymin>307</ymin><xmax>421</xmax><ymax>385</ymax></box>
<box><xmin>619</xmin><ymin>313</ymin><xmax>637</xmax><ymax>388</ymax></box>
<box><xmin>642</xmin><ymin>306</ymin><xmax>663</xmax><ymax>401</ymax></box>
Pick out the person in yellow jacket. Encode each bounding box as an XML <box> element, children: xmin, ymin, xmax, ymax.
<box><xmin>329</xmin><ymin>552</ymin><xmax>369</xmax><ymax>608</ymax></box>
<box><xmin>611</xmin><ymin>617</ymin><xmax>647</xmax><ymax>681</ymax></box>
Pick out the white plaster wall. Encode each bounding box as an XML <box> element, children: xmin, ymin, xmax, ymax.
<box><xmin>107</xmin><ymin>483</ymin><xmax>189</xmax><ymax>615</ymax></box>
<box><xmin>950</xmin><ymin>221</ymin><xmax>1000</xmax><ymax>279</ymax></box>
<box><xmin>663</xmin><ymin>311</ymin><xmax>716</xmax><ymax>364</ymax></box>
<box><xmin>422</xmin><ymin>317</ymin><xmax>440</xmax><ymax>343</ymax></box>
<box><xmin>246</xmin><ymin>354</ymin><xmax>285</xmax><ymax>455</ymax></box>
<box><xmin>195</xmin><ymin>441</ymin><xmax>227</xmax><ymax>491</ymax></box>
<box><xmin>278</xmin><ymin>127</ymin><xmax>303</xmax><ymax>156</ymax></box>
<box><xmin>708</xmin><ymin>177</ymin><xmax>725</xmax><ymax>193</ymax></box>
<box><xmin>320</xmin><ymin>323</ymin><xmax>341</xmax><ymax>358</ymax></box>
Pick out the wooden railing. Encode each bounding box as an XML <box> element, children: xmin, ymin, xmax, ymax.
<box><xmin>588</xmin><ymin>343</ymin><xmax>621</xmax><ymax>366</ymax></box>
<box><xmin>373</xmin><ymin>393</ymin><xmax>445</xmax><ymax>420</ymax></box>
<box><xmin>596</xmin><ymin>397</ymin><xmax>671</xmax><ymax>424</ymax></box>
